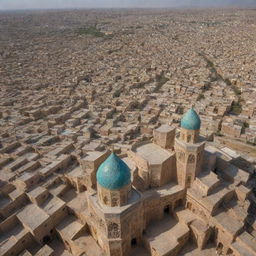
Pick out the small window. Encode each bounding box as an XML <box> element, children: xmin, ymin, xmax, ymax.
<box><xmin>187</xmin><ymin>176</ymin><xmax>192</xmax><ymax>186</ymax></box>
<box><xmin>103</xmin><ymin>196</ymin><xmax>108</xmax><ymax>205</ymax></box>
<box><xmin>112</xmin><ymin>198</ymin><xmax>118</xmax><ymax>206</ymax></box>
<box><xmin>188</xmin><ymin>154</ymin><xmax>195</xmax><ymax>164</ymax></box>
<box><xmin>163</xmin><ymin>205</ymin><xmax>170</xmax><ymax>214</ymax></box>
<box><xmin>227</xmin><ymin>248</ymin><xmax>233</xmax><ymax>255</ymax></box>
<box><xmin>131</xmin><ymin>238</ymin><xmax>137</xmax><ymax>247</ymax></box>
<box><xmin>42</xmin><ymin>235</ymin><xmax>51</xmax><ymax>244</ymax></box>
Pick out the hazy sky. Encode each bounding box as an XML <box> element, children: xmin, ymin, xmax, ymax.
<box><xmin>0</xmin><ymin>0</ymin><xmax>256</xmax><ymax>10</ymax></box>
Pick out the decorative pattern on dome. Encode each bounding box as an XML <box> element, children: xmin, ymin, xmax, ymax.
<box><xmin>181</xmin><ymin>108</ymin><xmax>201</xmax><ymax>130</ymax></box>
<box><xmin>96</xmin><ymin>153</ymin><xmax>131</xmax><ymax>190</ymax></box>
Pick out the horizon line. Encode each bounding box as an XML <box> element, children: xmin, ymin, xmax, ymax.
<box><xmin>1</xmin><ymin>5</ymin><xmax>256</xmax><ymax>12</ymax></box>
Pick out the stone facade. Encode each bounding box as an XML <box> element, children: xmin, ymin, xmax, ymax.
<box><xmin>1</xmin><ymin>109</ymin><xmax>256</xmax><ymax>256</ymax></box>
<box><xmin>175</xmin><ymin>135</ymin><xmax>205</xmax><ymax>188</ymax></box>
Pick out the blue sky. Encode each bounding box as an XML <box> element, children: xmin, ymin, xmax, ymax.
<box><xmin>0</xmin><ymin>0</ymin><xmax>255</xmax><ymax>10</ymax></box>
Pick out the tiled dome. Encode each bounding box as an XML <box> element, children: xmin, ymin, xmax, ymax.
<box><xmin>181</xmin><ymin>108</ymin><xmax>201</xmax><ymax>130</ymax></box>
<box><xmin>96</xmin><ymin>153</ymin><xmax>131</xmax><ymax>190</ymax></box>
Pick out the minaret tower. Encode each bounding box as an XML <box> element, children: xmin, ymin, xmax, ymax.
<box><xmin>90</xmin><ymin>152</ymin><xmax>143</xmax><ymax>256</ymax></box>
<box><xmin>174</xmin><ymin>108</ymin><xmax>205</xmax><ymax>188</ymax></box>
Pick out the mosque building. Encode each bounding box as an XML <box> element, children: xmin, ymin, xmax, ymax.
<box><xmin>84</xmin><ymin>108</ymin><xmax>253</xmax><ymax>256</ymax></box>
<box><xmin>0</xmin><ymin>108</ymin><xmax>254</xmax><ymax>256</ymax></box>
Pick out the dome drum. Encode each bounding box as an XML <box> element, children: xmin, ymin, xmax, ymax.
<box><xmin>97</xmin><ymin>182</ymin><xmax>131</xmax><ymax>207</ymax></box>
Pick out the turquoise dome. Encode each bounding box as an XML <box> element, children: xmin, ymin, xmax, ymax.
<box><xmin>96</xmin><ymin>153</ymin><xmax>131</xmax><ymax>190</ymax></box>
<box><xmin>181</xmin><ymin>108</ymin><xmax>201</xmax><ymax>130</ymax></box>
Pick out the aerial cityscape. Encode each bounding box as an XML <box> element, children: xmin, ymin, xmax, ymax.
<box><xmin>0</xmin><ymin>5</ymin><xmax>256</xmax><ymax>256</ymax></box>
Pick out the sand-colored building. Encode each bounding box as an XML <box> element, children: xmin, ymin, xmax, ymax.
<box><xmin>79</xmin><ymin>108</ymin><xmax>255</xmax><ymax>256</ymax></box>
<box><xmin>0</xmin><ymin>109</ymin><xmax>256</xmax><ymax>256</ymax></box>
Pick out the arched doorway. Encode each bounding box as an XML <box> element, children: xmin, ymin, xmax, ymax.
<box><xmin>42</xmin><ymin>235</ymin><xmax>51</xmax><ymax>244</ymax></box>
<box><xmin>80</xmin><ymin>185</ymin><xmax>87</xmax><ymax>192</ymax></box>
<box><xmin>186</xmin><ymin>202</ymin><xmax>192</xmax><ymax>210</ymax></box>
<box><xmin>216</xmin><ymin>242</ymin><xmax>223</xmax><ymax>255</ymax></box>
<box><xmin>163</xmin><ymin>205</ymin><xmax>170</xmax><ymax>214</ymax></box>
<box><xmin>227</xmin><ymin>248</ymin><xmax>233</xmax><ymax>255</ymax></box>
<box><xmin>131</xmin><ymin>238</ymin><xmax>137</xmax><ymax>247</ymax></box>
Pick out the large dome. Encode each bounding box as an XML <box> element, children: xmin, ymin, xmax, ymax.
<box><xmin>181</xmin><ymin>108</ymin><xmax>201</xmax><ymax>130</ymax></box>
<box><xmin>96</xmin><ymin>153</ymin><xmax>131</xmax><ymax>190</ymax></box>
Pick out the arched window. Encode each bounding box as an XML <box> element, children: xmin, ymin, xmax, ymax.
<box><xmin>108</xmin><ymin>223</ymin><xmax>120</xmax><ymax>238</ymax></box>
<box><xmin>188</xmin><ymin>154</ymin><xmax>195</xmax><ymax>164</ymax></box>
<box><xmin>187</xmin><ymin>176</ymin><xmax>192</xmax><ymax>186</ymax></box>
<box><xmin>178</xmin><ymin>152</ymin><xmax>185</xmax><ymax>162</ymax></box>
<box><xmin>131</xmin><ymin>238</ymin><xmax>137</xmax><ymax>247</ymax></box>
<box><xmin>216</xmin><ymin>243</ymin><xmax>224</xmax><ymax>254</ymax></box>
<box><xmin>112</xmin><ymin>197</ymin><xmax>118</xmax><ymax>206</ymax></box>
<box><xmin>80</xmin><ymin>185</ymin><xmax>87</xmax><ymax>192</ymax></box>
<box><xmin>103</xmin><ymin>196</ymin><xmax>108</xmax><ymax>205</ymax></box>
<box><xmin>197</xmin><ymin>152</ymin><xmax>201</xmax><ymax>161</ymax></box>
<box><xmin>186</xmin><ymin>202</ymin><xmax>192</xmax><ymax>210</ymax></box>
<box><xmin>227</xmin><ymin>248</ymin><xmax>233</xmax><ymax>255</ymax></box>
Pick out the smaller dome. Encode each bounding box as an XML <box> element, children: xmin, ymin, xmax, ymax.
<box><xmin>181</xmin><ymin>108</ymin><xmax>201</xmax><ymax>130</ymax></box>
<box><xmin>96</xmin><ymin>153</ymin><xmax>131</xmax><ymax>190</ymax></box>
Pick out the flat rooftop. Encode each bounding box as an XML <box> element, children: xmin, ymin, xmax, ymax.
<box><xmin>40</xmin><ymin>195</ymin><xmax>65</xmax><ymax>216</ymax></box>
<box><xmin>143</xmin><ymin>182</ymin><xmax>184</xmax><ymax>199</ymax></box>
<box><xmin>197</xmin><ymin>171</ymin><xmax>219</xmax><ymax>189</ymax></box>
<box><xmin>214</xmin><ymin>211</ymin><xmax>243</xmax><ymax>235</ymax></box>
<box><xmin>134</xmin><ymin>142</ymin><xmax>172</xmax><ymax>165</ymax></box>
<box><xmin>82</xmin><ymin>151</ymin><xmax>107</xmax><ymax>162</ymax></box>
<box><xmin>17</xmin><ymin>204</ymin><xmax>49</xmax><ymax>230</ymax></box>
<box><xmin>144</xmin><ymin>216</ymin><xmax>189</xmax><ymax>255</ymax></box>
<box><xmin>57</xmin><ymin>216</ymin><xmax>84</xmax><ymax>240</ymax></box>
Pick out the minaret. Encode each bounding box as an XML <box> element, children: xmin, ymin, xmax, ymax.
<box><xmin>174</xmin><ymin>108</ymin><xmax>205</xmax><ymax>188</ymax></box>
<box><xmin>96</xmin><ymin>152</ymin><xmax>131</xmax><ymax>207</ymax></box>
